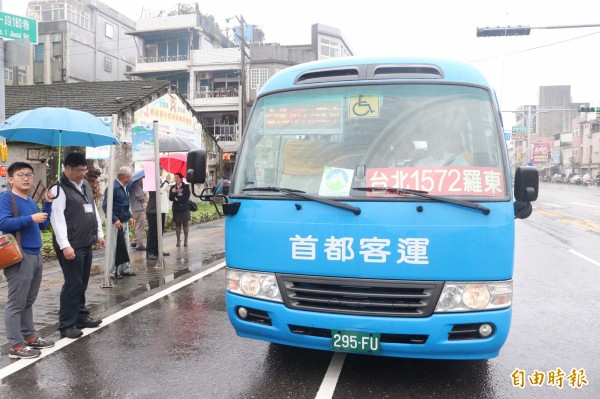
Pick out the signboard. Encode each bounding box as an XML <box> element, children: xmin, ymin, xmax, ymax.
<box><xmin>0</xmin><ymin>12</ymin><xmax>38</xmax><ymax>44</ymax></box>
<box><xmin>131</xmin><ymin>125</ymin><xmax>155</xmax><ymax>161</ymax></box>
<box><xmin>366</xmin><ymin>167</ymin><xmax>506</xmax><ymax>197</ymax></box>
<box><xmin>133</xmin><ymin>94</ymin><xmax>202</xmax><ymax>145</ymax></box>
<box><xmin>86</xmin><ymin>117</ymin><xmax>112</xmax><ymax>159</ymax></box>
<box><xmin>263</xmin><ymin>97</ymin><xmax>343</xmax><ymax>135</ymax></box>
<box><xmin>532</xmin><ymin>142</ymin><xmax>551</xmax><ymax>164</ymax></box>
<box><xmin>348</xmin><ymin>93</ymin><xmax>380</xmax><ymax>119</ymax></box>
<box><xmin>551</xmin><ymin>147</ymin><xmax>561</xmax><ymax>165</ymax></box>
<box><xmin>511</xmin><ymin>125</ymin><xmax>528</xmax><ymax>141</ymax></box>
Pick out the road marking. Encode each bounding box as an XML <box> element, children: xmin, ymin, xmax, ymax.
<box><xmin>539</xmin><ymin>202</ymin><xmax>567</xmax><ymax>208</ymax></box>
<box><xmin>568</xmin><ymin>249</ymin><xmax>600</xmax><ymax>268</ymax></box>
<box><xmin>570</xmin><ymin>202</ymin><xmax>600</xmax><ymax>209</ymax></box>
<box><xmin>0</xmin><ymin>262</ymin><xmax>225</xmax><ymax>380</ymax></box>
<box><xmin>315</xmin><ymin>352</ymin><xmax>346</xmax><ymax>399</ymax></box>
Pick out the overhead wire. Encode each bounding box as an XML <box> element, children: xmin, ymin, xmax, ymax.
<box><xmin>470</xmin><ymin>30</ymin><xmax>600</xmax><ymax>63</ymax></box>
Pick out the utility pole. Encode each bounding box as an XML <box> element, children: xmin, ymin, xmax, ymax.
<box><xmin>239</xmin><ymin>16</ymin><xmax>246</xmax><ymax>139</ymax></box>
<box><xmin>227</xmin><ymin>15</ymin><xmax>249</xmax><ymax>140</ymax></box>
<box><xmin>0</xmin><ymin>0</ymin><xmax>6</xmax><ymax>193</ymax></box>
<box><xmin>225</xmin><ymin>15</ymin><xmax>250</xmax><ymax>139</ymax></box>
<box><xmin>502</xmin><ymin>108</ymin><xmax>576</xmax><ymax>165</ymax></box>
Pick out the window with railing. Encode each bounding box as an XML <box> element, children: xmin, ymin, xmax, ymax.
<box><xmin>139</xmin><ymin>39</ymin><xmax>190</xmax><ymax>63</ymax></box>
<box><xmin>250</xmin><ymin>68</ymin><xmax>268</xmax><ymax>90</ymax></box>
<box><xmin>194</xmin><ymin>88</ymin><xmax>239</xmax><ymax>98</ymax></box>
<box><xmin>28</xmin><ymin>1</ymin><xmax>65</xmax><ymax>22</ymax></box>
<box><xmin>29</xmin><ymin>1</ymin><xmax>91</xmax><ymax>30</ymax></box>
<box><xmin>67</xmin><ymin>4</ymin><xmax>91</xmax><ymax>30</ymax></box>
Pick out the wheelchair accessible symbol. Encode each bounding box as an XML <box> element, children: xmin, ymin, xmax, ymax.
<box><xmin>349</xmin><ymin>93</ymin><xmax>379</xmax><ymax>118</ymax></box>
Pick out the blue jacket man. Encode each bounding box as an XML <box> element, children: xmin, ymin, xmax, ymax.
<box><xmin>102</xmin><ymin>166</ymin><xmax>135</xmax><ymax>277</ymax></box>
<box><xmin>0</xmin><ymin>162</ymin><xmax>55</xmax><ymax>358</ymax></box>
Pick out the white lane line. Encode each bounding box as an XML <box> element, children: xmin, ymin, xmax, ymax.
<box><xmin>540</xmin><ymin>202</ymin><xmax>567</xmax><ymax>208</ymax></box>
<box><xmin>315</xmin><ymin>352</ymin><xmax>346</xmax><ymax>399</ymax></box>
<box><xmin>570</xmin><ymin>202</ymin><xmax>600</xmax><ymax>209</ymax></box>
<box><xmin>568</xmin><ymin>249</ymin><xmax>600</xmax><ymax>268</ymax></box>
<box><xmin>0</xmin><ymin>262</ymin><xmax>225</xmax><ymax>380</ymax></box>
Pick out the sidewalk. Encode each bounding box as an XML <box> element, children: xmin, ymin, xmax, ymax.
<box><xmin>0</xmin><ymin>219</ymin><xmax>225</xmax><ymax>349</ymax></box>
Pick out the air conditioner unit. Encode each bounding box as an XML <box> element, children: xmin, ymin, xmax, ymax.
<box><xmin>199</xmin><ymin>72</ymin><xmax>211</xmax><ymax>79</ymax></box>
<box><xmin>200</xmin><ymin>86</ymin><xmax>209</xmax><ymax>92</ymax></box>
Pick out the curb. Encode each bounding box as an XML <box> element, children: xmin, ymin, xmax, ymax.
<box><xmin>0</xmin><ymin>219</ymin><xmax>225</xmax><ymax>351</ymax></box>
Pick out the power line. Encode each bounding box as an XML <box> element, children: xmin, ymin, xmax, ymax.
<box><xmin>471</xmin><ymin>30</ymin><xmax>600</xmax><ymax>63</ymax></box>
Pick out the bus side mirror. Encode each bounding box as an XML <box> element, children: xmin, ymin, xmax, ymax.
<box><xmin>187</xmin><ymin>149</ymin><xmax>207</xmax><ymax>184</ymax></box>
<box><xmin>514</xmin><ymin>166</ymin><xmax>538</xmax><ymax>202</ymax></box>
<box><xmin>514</xmin><ymin>166</ymin><xmax>538</xmax><ymax>220</ymax></box>
<box><xmin>213</xmin><ymin>178</ymin><xmax>231</xmax><ymax>196</ymax></box>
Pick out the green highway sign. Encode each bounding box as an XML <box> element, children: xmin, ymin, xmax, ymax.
<box><xmin>0</xmin><ymin>11</ymin><xmax>38</xmax><ymax>44</ymax></box>
<box><xmin>511</xmin><ymin>126</ymin><xmax>528</xmax><ymax>140</ymax></box>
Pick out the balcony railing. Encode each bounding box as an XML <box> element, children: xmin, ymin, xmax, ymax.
<box><xmin>138</xmin><ymin>55</ymin><xmax>189</xmax><ymax>64</ymax></box>
<box><xmin>212</xmin><ymin>125</ymin><xmax>238</xmax><ymax>142</ymax></box>
<box><xmin>193</xmin><ymin>89</ymin><xmax>239</xmax><ymax>99</ymax></box>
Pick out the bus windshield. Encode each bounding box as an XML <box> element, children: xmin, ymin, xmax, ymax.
<box><xmin>233</xmin><ymin>84</ymin><xmax>508</xmax><ymax>199</ymax></box>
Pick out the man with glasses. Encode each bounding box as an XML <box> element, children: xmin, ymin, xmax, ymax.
<box><xmin>0</xmin><ymin>162</ymin><xmax>55</xmax><ymax>358</ymax></box>
<box><xmin>50</xmin><ymin>152</ymin><xmax>105</xmax><ymax>339</ymax></box>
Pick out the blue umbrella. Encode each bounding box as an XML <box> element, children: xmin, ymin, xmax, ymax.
<box><xmin>0</xmin><ymin>107</ymin><xmax>119</xmax><ymax>183</ymax></box>
<box><xmin>0</xmin><ymin>107</ymin><xmax>118</xmax><ymax>147</ymax></box>
<box><xmin>131</xmin><ymin>169</ymin><xmax>145</xmax><ymax>183</ymax></box>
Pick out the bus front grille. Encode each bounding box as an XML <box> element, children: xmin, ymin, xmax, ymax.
<box><xmin>279</xmin><ymin>274</ymin><xmax>443</xmax><ymax>317</ymax></box>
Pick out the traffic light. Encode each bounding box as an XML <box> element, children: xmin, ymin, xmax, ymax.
<box><xmin>476</xmin><ymin>26</ymin><xmax>531</xmax><ymax>37</ymax></box>
<box><xmin>578</xmin><ymin>105</ymin><xmax>600</xmax><ymax>113</ymax></box>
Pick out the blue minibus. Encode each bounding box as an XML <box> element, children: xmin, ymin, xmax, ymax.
<box><xmin>187</xmin><ymin>57</ymin><xmax>538</xmax><ymax>359</ymax></box>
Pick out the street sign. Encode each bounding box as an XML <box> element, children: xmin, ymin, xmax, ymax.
<box><xmin>0</xmin><ymin>12</ymin><xmax>38</xmax><ymax>44</ymax></box>
<box><xmin>511</xmin><ymin>125</ymin><xmax>528</xmax><ymax>140</ymax></box>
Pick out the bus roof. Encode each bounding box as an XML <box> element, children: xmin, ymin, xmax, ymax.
<box><xmin>259</xmin><ymin>57</ymin><xmax>492</xmax><ymax>95</ymax></box>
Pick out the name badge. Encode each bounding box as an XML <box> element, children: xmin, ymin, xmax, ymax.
<box><xmin>83</xmin><ymin>204</ymin><xmax>93</xmax><ymax>213</ymax></box>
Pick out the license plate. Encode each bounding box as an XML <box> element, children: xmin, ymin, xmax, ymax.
<box><xmin>331</xmin><ymin>330</ymin><xmax>380</xmax><ymax>354</ymax></box>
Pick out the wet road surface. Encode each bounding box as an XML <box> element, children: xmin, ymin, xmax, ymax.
<box><xmin>0</xmin><ymin>185</ymin><xmax>598</xmax><ymax>398</ymax></box>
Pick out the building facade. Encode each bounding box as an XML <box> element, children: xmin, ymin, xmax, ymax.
<box><xmin>128</xmin><ymin>9</ymin><xmax>352</xmax><ymax>179</ymax></box>
<box><xmin>6</xmin><ymin>0</ymin><xmax>138</xmax><ymax>85</ymax></box>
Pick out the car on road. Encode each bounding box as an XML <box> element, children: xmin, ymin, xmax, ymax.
<box><xmin>568</xmin><ymin>174</ymin><xmax>582</xmax><ymax>185</ymax></box>
<box><xmin>551</xmin><ymin>173</ymin><xmax>566</xmax><ymax>183</ymax></box>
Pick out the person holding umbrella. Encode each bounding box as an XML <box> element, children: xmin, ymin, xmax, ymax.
<box><xmin>169</xmin><ymin>173</ymin><xmax>191</xmax><ymax>247</ymax></box>
<box><xmin>50</xmin><ymin>152</ymin><xmax>105</xmax><ymax>339</ymax></box>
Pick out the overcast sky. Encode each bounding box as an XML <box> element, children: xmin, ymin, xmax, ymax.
<box><xmin>4</xmin><ymin>0</ymin><xmax>600</xmax><ymax>126</ymax></box>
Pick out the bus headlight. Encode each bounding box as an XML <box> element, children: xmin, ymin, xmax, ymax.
<box><xmin>434</xmin><ymin>281</ymin><xmax>512</xmax><ymax>312</ymax></box>
<box><xmin>226</xmin><ymin>268</ymin><xmax>282</xmax><ymax>302</ymax></box>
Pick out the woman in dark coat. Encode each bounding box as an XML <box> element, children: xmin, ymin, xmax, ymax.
<box><xmin>169</xmin><ymin>173</ymin><xmax>191</xmax><ymax>247</ymax></box>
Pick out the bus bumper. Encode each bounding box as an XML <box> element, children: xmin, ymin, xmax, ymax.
<box><xmin>227</xmin><ymin>293</ymin><xmax>511</xmax><ymax>360</ymax></box>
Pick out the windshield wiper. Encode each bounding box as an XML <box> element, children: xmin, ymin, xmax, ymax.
<box><xmin>242</xmin><ymin>186</ymin><xmax>361</xmax><ymax>215</ymax></box>
<box><xmin>351</xmin><ymin>187</ymin><xmax>490</xmax><ymax>215</ymax></box>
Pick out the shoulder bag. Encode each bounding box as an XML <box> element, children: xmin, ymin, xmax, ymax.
<box><xmin>0</xmin><ymin>193</ymin><xmax>24</xmax><ymax>270</ymax></box>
